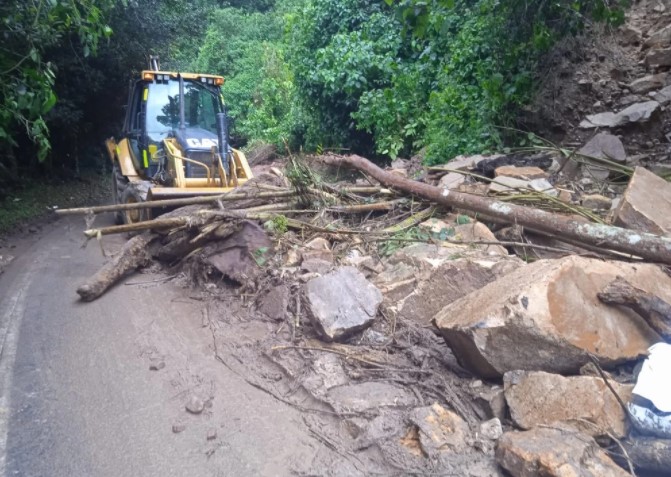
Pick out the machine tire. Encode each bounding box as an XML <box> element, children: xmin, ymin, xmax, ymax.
<box><xmin>111</xmin><ymin>164</ymin><xmax>128</xmax><ymax>225</ymax></box>
<box><xmin>120</xmin><ymin>181</ymin><xmax>151</xmax><ymax>225</ymax></box>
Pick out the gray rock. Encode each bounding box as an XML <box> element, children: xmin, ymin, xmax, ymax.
<box><xmin>206</xmin><ymin>429</ymin><xmax>217</xmax><ymax>440</ymax></box>
<box><xmin>646</xmin><ymin>48</ymin><xmax>671</xmax><ymax>68</ymax></box>
<box><xmin>149</xmin><ymin>360</ymin><xmax>166</xmax><ymax>371</ymax></box>
<box><xmin>172</xmin><ymin>423</ymin><xmax>186</xmax><ymax>434</ymax></box>
<box><xmin>257</xmin><ymin>284</ymin><xmax>290</xmax><ymax>321</ymax></box>
<box><xmin>628</xmin><ymin>74</ymin><xmax>667</xmax><ymax>94</ymax></box>
<box><xmin>528</xmin><ymin>178</ymin><xmax>558</xmax><ymax>197</ymax></box>
<box><xmin>614</xmin><ymin>166</ymin><xmax>671</xmax><ymax>235</ymax></box>
<box><xmin>580</xmin><ymin>101</ymin><xmax>660</xmax><ymax>128</ymax></box>
<box><xmin>581</xmin><ymin>194</ymin><xmax>612</xmax><ymax>211</ymax></box>
<box><xmin>651</xmin><ymin>85</ymin><xmax>671</xmax><ymax>105</ymax></box>
<box><xmin>304</xmin><ymin>267</ymin><xmax>382</xmax><ymax>342</ymax></box>
<box><xmin>438</xmin><ymin>172</ymin><xmax>466</xmax><ymax>190</ymax></box>
<box><xmin>185</xmin><ymin>395</ymin><xmax>205</xmax><ymax>414</ymax></box>
<box><xmin>479</xmin><ymin>418</ymin><xmax>503</xmax><ymax>440</ymax></box>
<box><xmin>327</xmin><ymin>382</ymin><xmax>417</xmax><ymax>413</ymax></box>
<box><xmin>578</xmin><ymin>132</ymin><xmax>627</xmax><ymax>164</ymax></box>
<box><xmin>410</xmin><ymin>403</ymin><xmax>470</xmax><ymax>456</ymax></box>
<box><xmin>645</xmin><ymin>24</ymin><xmax>671</xmax><ymax>49</ymax></box>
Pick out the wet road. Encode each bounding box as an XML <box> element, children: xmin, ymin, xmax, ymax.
<box><xmin>0</xmin><ymin>216</ymin><xmax>320</xmax><ymax>477</ymax></box>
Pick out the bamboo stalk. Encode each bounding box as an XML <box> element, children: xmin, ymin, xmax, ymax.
<box><xmin>327</xmin><ymin>200</ymin><xmax>404</xmax><ymax>213</ymax></box>
<box><xmin>322</xmin><ymin>154</ymin><xmax>671</xmax><ymax>264</ymax></box>
<box><xmin>56</xmin><ymin>190</ymin><xmax>297</xmax><ymax>216</ymax></box>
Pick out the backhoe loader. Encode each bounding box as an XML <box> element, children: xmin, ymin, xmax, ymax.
<box><xmin>105</xmin><ymin>57</ymin><xmax>252</xmax><ymax>224</ymax></box>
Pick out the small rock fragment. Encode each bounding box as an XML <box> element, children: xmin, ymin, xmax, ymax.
<box><xmin>149</xmin><ymin>360</ymin><xmax>166</xmax><ymax>371</ymax></box>
<box><xmin>645</xmin><ymin>24</ymin><xmax>671</xmax><ymax>49</ymax></box>
<box><xmin>438</xmin><ymin>172</ymin><xmax>465</xmax><ymax>190</ymax></box>
<box><xmin>172</xmin><ymin>423</ymin><xmax>186</xmax><ymax>434</ymax></box>
<box><xmin>479</xmin><ymin>418</ymin><xmax>503</xmax><ymax>440</ymax></box>
<box><xmin>651</xmin><ymin>85</ymin><xmax>671</xmax><ymax>105</ymax></box>
<box><xmin>578</xmin><ymin>132</ymin><xmax>627</xmax><ymax>164</ymax></box>
<box><xmin>474</xmin><ymin>387</ymin><xmax>507</xmax><ymax>421</ymax></box>
<box><xmin>410</xmin><ymin>403</ymin><xmax>470</xmax><ymax>456</ymax></box>
<box><xmin>494</xmin><ymin>166</ymin><xmax>548</xmax><ymax>180</ymax></box>
<box><xmin>628</xmin><ymin>74</ymin><xmax>667</xmax><ymax>94</ymax></box>
<box><xmin>206</xmin><ymin>429</ymin><xmax>217</xmax><ymax>441</ymax></box>
<box><xmin>257</xmin><ymin>284</ymin><xmax>290</xmax><ymax>320</ymax></box>
<box><xmin>646</xmin><ymin>48</ymin><xmax>671</xmax><ymax>68</ymax></box>
<box><xmin>185</xmin><ymin>395</ymin><xmax>205</xmax><ymax>414</ymax></box>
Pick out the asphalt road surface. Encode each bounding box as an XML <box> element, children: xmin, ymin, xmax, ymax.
<box><xmin>0</xmin><ymin>215</ymin><xmax>322</xmax><ymax>477</ymax></box>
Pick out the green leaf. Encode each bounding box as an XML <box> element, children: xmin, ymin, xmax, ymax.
<box><xmin>42</xmin><ymin>91</ymin><xmax>57</xmax><ymax>114</ymax></box>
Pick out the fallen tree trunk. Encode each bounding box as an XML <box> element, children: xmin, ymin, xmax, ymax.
<box><xmin>56</xmin><ymin>190</ymin><xmax>297</xmax><ymax>216</ymax></box>
<box><xmin>615</xmin><ymin>437</ymin><xmax>671</xmax><ymax>474</ymax></box>
<box><xmin>321</xmin><ymin>154</ymin><xmax>671</xmax><ymax>264</ymax></box>
<box><xmin>76</xmin><ymin>233</ymin><xmax>156</xmax><ymax>301</ymax></box>
<box><xmin>598</xmin><ymin>277</ymin><xmax>671</xmax><ymax>341</ymax></box>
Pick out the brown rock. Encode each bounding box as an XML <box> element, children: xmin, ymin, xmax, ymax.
<box><xmin>496</xmin><ymin>427</ymin><xmax>629</xmax><ymax>477</ymax></box>
<box><xmin>438</xmin><ymin>172</ymin><xmax>466</xmax><ymax>189</ymax></box>
<box><xmin>628</xmin><ymin>74</ymin><xmax>667</xmax><ymax>94</ymax></box>
<box><xmin>410</xmin><ymin>403</ymin><xmax>470</xmax><ymax>456</ymax></box>
<box><xmin>375</xmin><ymin>244</ymin><xmax>521</xmax><ymax>326</ymax></box>
<box><xmin>646</xmin><ymin>48</ymin><xmax>671</xmax><ymax>68</ymax></box>
<box><xmin>614</xmin><ymin>166</ymin><xmax>671</xmax><ymax>236</ymax></box>
<box><xmin>581</xmin><ymin>194</ymin><xmax>612</xmax><ymax>211</ymax></box>
<box><xmin>504</xmin><ymin>371</ymin><xmax>633</xmax><ymax>438</ymax></box>
<box><xmin>453</xmin><ymin>222</ymin><xmax>509</xmax><ymax>256</ymax></box>
<box><xmin>433</xmin><ymin>256</ymin><xmax>665</xmax><ymax>378</ymax></box>
<box><xmin>495</xmin><ymin>166</ymin><xmax>548</xmax><ymax>180</ymax></box>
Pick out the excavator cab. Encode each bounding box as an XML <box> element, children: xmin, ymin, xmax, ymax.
<box><xmin>106</xmin><ymin>57</ymin><xmax>253</xmax><ymax>223</ymax></box>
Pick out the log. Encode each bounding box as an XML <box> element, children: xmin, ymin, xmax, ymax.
<box><xmin>598</xmin><ymin>277</ymin><xmax>671</xmax><ymax>341</ymax></box>
<box><xmin>617</xmin><ymin>437</ymin><xmax>671</xmax><ymax>474</ymax></box>
<box><xmin>321</xmin><ymin>154</ymin><xmax>671</xmax><ymax>264</ymax></box>
<box><xmin>76</xmin><ymin>233</ymin><xmax>155</xmax><ymax>301</ymax></box>
<box><xmin>55</xmin><ymin>190</ymin><xmax>296</xmax><ymax>216</ymax></box>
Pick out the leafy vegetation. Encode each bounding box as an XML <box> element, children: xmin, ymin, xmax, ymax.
<box><xmin>1</xmin><ymin>0</ymin><xmax>629</xmax><ymax>201</ymax></box>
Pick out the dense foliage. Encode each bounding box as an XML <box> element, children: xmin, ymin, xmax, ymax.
<box><xmin>1</xmin><ymin>0</ymin><xmax>629</xmax><ymax>193</ymax></box>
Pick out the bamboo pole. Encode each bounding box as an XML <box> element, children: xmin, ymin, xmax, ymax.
<box><xmin>55</xmin><ymin>190</ymin><xmax>297</xmax><ymax>216</ymax></box>
<box><xmin>322</xmin><ymin>154</ymin><xmax>671</xmax><ymax>264</ymax></box>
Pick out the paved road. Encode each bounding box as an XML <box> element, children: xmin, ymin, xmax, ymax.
<box><xmin>0</xmin><ymin>216</ymin><xmax>320</xmax><ymax>477</ymax></box>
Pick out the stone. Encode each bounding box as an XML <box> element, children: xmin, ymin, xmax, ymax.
<box><xmin>172</xmin><ymin>423</ymin><xmax>186</xmax><ymax>434</ymax></box>
<box><xmin>438</xmin><ymin>172</ymin><xmax>466</xmax><ymax>189</ymax></box>
<box><xmin>257</xmin><ymin>284</ymin><xmax>290</xmax><ymax>320</ymax></box>
<box><xmin>283</xmin><ymin>248</ymin><xmax>300</xmax><ymax>266</ymax></box>
<box><xmin>301</xmin><ymin>237</ymin><xmax>334</xmax><ymax>263</ymax></box>
<box><xmin>495</xmin><ymin>166</ymin><xmax>548</xmax><ymax>180</ymax></box>
<box><xmin>409</xmin><ymin>403</ymin><xmax>470</xmax><ymax>456</ymax></box>
<box><xmin>474</xmin><ymin>387</ymin><xmax>507</xmax><ymax>421</ymax></box>
<box><xmin>496</xmin><ymin>427</ymin><xmax>629</xmax><ymax>477</ymax></box>
<box><xmin>617</xmin><ymin>94</ymin><xmax>642</xmax><ymax>107</ymax></box>
<box><xmin>614</xmin><ymin>166</ymin><xmax>671</xmax><ymax>236</ymax></box>
<box><xmin>479</xmin><ymin>418</ymin><xmax>503</xmax><ymax>440</ymax></box>
<box><xmin>375</xmin><ymin>244</ymin><xmax>521</xmax><ymax>326</ymax></box>
<box><xmin>581</xmin><ymin>194</ymin><xmax>612</xmax><ymax>211</ymax></box>
<box><xmin>578</xmin><ymin>132</ymin><xmax>627</xmax><ymax>164</ymax></box>
<box><xmin>327</xmin><ymin>382</ymin><xmax>417</xmax><ymax>414</ymax></box>
<box><xmin>651</xmin><ymin>85</ymin><xmax>671</xmax><ymax>105</ymax></box>
<box><xmin>419</xmin><ymin>218</ymin><xmax>453</xmax><ymax>235</ymax></box>
<box><xmin>645</xmin><ymin>24</ymin><xmax>671</xmax><ymax>49</ymax></box>
<box><xmin>619</xmin><ymin>25</ymin><xmax>642</xmax><ymax>45</ymax></box>
<box><xmin>580</xmin><ymin>101</ymin><xmax>660</xmax><ymax>128</ymax></box>
<box><xmin>646</xmin><ymin>48</ymin><xmax>671</xmax><ymax>68</ymax></box>
<box><xmin>304</xmin><ymin>267</ymin><xmax>382</xmax><ymax>341</ymax></box>
<box><xmin>528</xmin><ymin>178</ymin><xmax>558</xmax><ymax>197</ymax></box>
<box><xmin>504</xmin><ymin>371</ymin><xmax>633</xmax><ymax>438</ymax></box>
<box><xmin>489</xmin><ymin>176</ymin><xmax>530</xmax><ymax>193</ymax></box>
<box><xmin>628</xmin><ymin>74</ymin><xmax>667</xmax><ymax>94</ymax></box>
<box><xmin>452</xmin><ymin>222</ymin><xmax>509</xmax><ymax>256</ymax></box>
<box><xmin>207</xmin><ymin>429</ymin><xmax>217</xmax><ymax>440</ymax></box>
<box><xmin>433</xmin><ymin>255</ymin><xmax>666</xmax><ymax>378</ymax></box>
<box><xmin>185</xmin><ymin>395</ymin><xmax>205</xmax><ymax>414</ymax></box>
<box><xmin>149</xmin><ymin>360</ymin><xmax>166</xmax><ymax>371</ymax></box>
<box><xmin>301</xmin><ymin>258</ymin><xmax>333</xmax><ymax>274</ymax></box>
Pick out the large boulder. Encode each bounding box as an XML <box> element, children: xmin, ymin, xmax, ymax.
<box><xmin>504</xmin><ymin>371</ymin><xmax>633</xmax><ymax>438</ymax></box>
<box><xmin>496</xmin><ymin>427</ymin><xmax>629</xmax><ymax>477</ymax></box>
<box><xmin>375</xmin><ymin>242</ymin><xmax>521</xmax><ymax>326</ymax></box>
<box><xmin>614</xmin><ymin>166</ymin><xmax>671</xmax><ymax>236</ymax></box>
<box><xmin>433</xmin><ymin>256</ymin><xmax>665</xmax><ymax>378</ymax></box>
<box><xmin>304</xmin><ymin>267</ymin><xmax>382</xmax><ymax>342</ymax></box>
<box><xmin>580</xmin><ymin>101</ymin><xmax>660</xmax><ymax>128</ymax></box>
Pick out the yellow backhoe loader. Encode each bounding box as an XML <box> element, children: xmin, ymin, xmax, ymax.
<box><xmin>105</xmin><ymin>56</ymin><xmax>252</xmax><ymax>224</ymax></box>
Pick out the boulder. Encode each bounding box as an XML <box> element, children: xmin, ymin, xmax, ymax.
<box><xmin>614</xmin><ymin>166</ymin><xmax>671</xmax><ymax>236</ymax></box>
<box><xmin>578</xmin><ymin>132</ymin><xmax>626</xmax><ymax>164</ymax></box>
<box><xmin>375</xmin><ymin>243</ymin><xmax>520</xmax><ymax>326</ymax></box>
<box><xmin>580</xmin><ymin>101</ymin><xmax>660</xmax><ymax>128</ymax></box>
<box><xmin>496</xmin><ymin>427</ymin><xmax>629</xmax><ymax>477</ymax></box>
<box><xmin>504</xmin><ymin>371</ymin><xmax>633</xmax><ymax>438</ymax></box>
<box><xmin>257</xmin><ymin>284</ymin><xmax>290</xmax><ymax>320</ymax></box>
<box><xmin>645</xmin><ymin>24</ymin><xmax>671</xmax><ymax>49</ymax></box>
<box><xmin>646</xmin><ymin>48</ymin><xmax>671</xmax><ymax>68</ymax></box>
<box><xmin>438</xmin><ymin>172</ymin><xmax>466</xmax><ymax>190</ymax></box>
<box><xmin>651</xmin><ymin>85</ymin><xmax>671</xmax><ymax>105</ymax></box>
<box><xmin>628</xmin><ymin>74</ymin><xmax>667</xmax><ymax>94</ymax></box>
<box><xmin>489</xmin><ymin>176</ymin><xmax>529</xmax><ymax>193</ymax></box>
<box><xmin>304</xmin><ymin>267</ymin><xmax>382</xmax><ymax>342</ymax></box>
<box><xmin>433</xmin><ymin>256</ymin><xmax>665</xmax><ymax>378</ymax></box>
<box><xmin>495</xmin><ymin>166</ymin><xmax>548</xmax><ymax>180</ymax></box>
